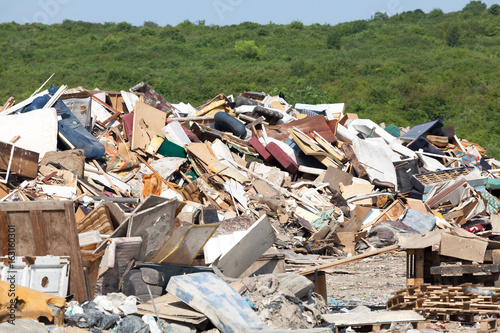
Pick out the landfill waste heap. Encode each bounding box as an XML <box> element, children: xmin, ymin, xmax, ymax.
<box><xmin>1</xmin><ymin>79</ymin><xmax>500</xmax><ymax>333</ymax></box>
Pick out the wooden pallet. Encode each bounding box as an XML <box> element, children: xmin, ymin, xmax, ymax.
<box><xmin>388</xmin><ymin>284</ymin><xmax>500</xmax><ymax>321</ymax></box>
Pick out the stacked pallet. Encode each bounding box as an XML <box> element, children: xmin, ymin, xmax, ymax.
<box><xmin>388</xmin><ymin>284</ymin><xmax>500</xmax><ymax>322</ymax></box>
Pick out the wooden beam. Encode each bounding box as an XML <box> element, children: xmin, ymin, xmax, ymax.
<box><xmin>430</xmin><ymin>264</ymin><xmax>500</xmax><ymax>275</ymax></box>
<box><xmin>299</xmin><ymin>245</ymin><xmax>399</xmax><ymax>276</ymax></box>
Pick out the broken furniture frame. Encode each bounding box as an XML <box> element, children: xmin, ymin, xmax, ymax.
<box><xmin>0</xmin><ymin>140</ymin><xmax>14</xmax><ymax>184</ymax></box>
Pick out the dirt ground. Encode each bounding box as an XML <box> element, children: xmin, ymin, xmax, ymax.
<box><xmin>325</xmin><ymin>251</ymin><xmax>407</xmax><ymax>308</ymax></box>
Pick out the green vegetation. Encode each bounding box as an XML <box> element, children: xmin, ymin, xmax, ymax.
<box><xmin>0</xmin><ymin>2</ymin><xmax>499</xmax><ymax>156</ymax></box>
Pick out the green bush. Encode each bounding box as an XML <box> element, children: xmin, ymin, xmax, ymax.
<box><xmin>429</xmin><ymin>8</ymin><xmax>444</xmax><ymax>18</ymax></box>
<box><xmin>463</xmin><ymin>1</ymin><xmax>487</xmax><ymax>13</ymax></box>
<box><xmin>488</xmin><ymin>4</ymin><xmax>500</xmax><ymax>15</ymax></box>
<box><xmin>326</xmin><ymin>31</ymin><xmax>342</xmax><ymax>49</ymax></box>
<box><xmin>446</xmin><ymin>26</ymin><xmax>460</xmax><ymax>46</ymax></box>
<box><xmin>143</xmin><ymin>21</ymin><xmax>159</xmax><ymax>28</ymax></box>
<box><xmin>234</xmin><ymin>40</ymin><xmax>262</xmax><ymax>59</ymax></box>
<box><xmin>290</xmin><ymin>20</ymin><xmax>304</xmax><ymax>29</ymax></box>
<box><xmin>101</xmin><ymin>34</ymin><xmax>122</xmax><ymax>50</ymax></box>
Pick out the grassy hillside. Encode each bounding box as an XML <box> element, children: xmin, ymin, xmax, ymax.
<box><xmin>1</xmin><ymin>2</ymin><xmax>499</xmax><ymax>155</ymax></box>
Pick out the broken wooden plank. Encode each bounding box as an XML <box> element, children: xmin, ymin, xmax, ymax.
<box><xmin>0</xmin><ymin>142</ymin><xmax>39</xmax><ymax>179</ymax></box>
<box><xmin>299</xmin><ymin>245</ymin><xmax>399</xmax><ymax>276</ymax></box>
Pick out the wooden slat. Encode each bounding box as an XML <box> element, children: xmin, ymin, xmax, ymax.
<box><xmin>0</xmin><ymin>200</ymin><xmax>74</xmax><ymax>212</ymax></box>
<box><xmin>30</xmin><ymin>210</ymin><xmax>48</xmax><ymax>255</ymax></box>
<box><xmin>0</xmin><ymin>212</ymin><xmax>8</xmax><ymax>255</ymax></box>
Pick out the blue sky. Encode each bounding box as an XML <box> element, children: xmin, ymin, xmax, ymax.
<box><xmin>1</xmin><ymin>0</ymin><xmax>499</xmax><ymax>26</ymax></box>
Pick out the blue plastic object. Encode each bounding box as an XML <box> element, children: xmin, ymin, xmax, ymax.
<box><xmin>21</xmin><ymin>85</ymin><xmax>105</xmax><ymax>159</ymax></box>
<box><xmin>212</xmin><ymin>111</ymin><xmax>247</xmax><ymax>139</ymax></box>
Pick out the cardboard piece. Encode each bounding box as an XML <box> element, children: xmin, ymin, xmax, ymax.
<box><xmin>491</xmin><ymin>214</ymin><xmax>500</xmax><ymax>233</ymax></box>
<box><xmin>136</xmin><ymin>293</ymin><xmax>207</xmax><ymax>325</ymax></box>
<box><xmin>331</xmin><ymin>232</ymin><xmax>356</xmax><ymax>256</ymax></box>
<box><xmin>324</xmin><ymin>166</ymin><xmax>353</xmax><ymax>192</ymax></box>
<box><xmin>40</xmin><ymin>149</ymin><xmax>85</xmax><ymax>179</ymax></box>
<box><xmin>406</xmin><ymin>198</ymin><xmax>434</xmax><ymax>216</ymax></box>
<box><xmin>132</xmin><ymin>101</ymin><xmax>166</xmax><ymax>151</ymax></box>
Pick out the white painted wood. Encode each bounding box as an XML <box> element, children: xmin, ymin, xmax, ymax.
<box><xmin>162</xmin><ymin>121</ymin><xmax>191</xmax><ymax>147</ymax></box>
<box><xmin>216</xmin><ymin>215</ymin><xmax>276</xmax><ymax>278</ymax></box>
<box><xmin>43</xmin><ymin>85</ymin><xmax>67</xmax><ymax>109</ymax></box>
<box><xmin>0</xmin><ymin>90</ymin><xmax>48</xmax><ymax>116</ymax></box>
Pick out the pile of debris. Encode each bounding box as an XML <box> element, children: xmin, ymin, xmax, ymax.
<box><xmin>1</xmin><ymin>78</ymin><xmax>500</xmax><ymax>332</ymax></box>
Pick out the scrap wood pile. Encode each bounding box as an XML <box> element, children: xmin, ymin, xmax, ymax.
<box><xmin>1</xmin><ymin>77</ymin><xmax>500</xmax><ymax>332</ymax></box>
<box><xmin>388</xmin><ymin>284</ymin><xmax>500</xmax><ymax>316</ymax></box>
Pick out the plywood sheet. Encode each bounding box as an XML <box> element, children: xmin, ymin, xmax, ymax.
<box><xmin>131</xmin><ymin>101</ymin><xmax>166</xmax><ymax>151</ymax></box>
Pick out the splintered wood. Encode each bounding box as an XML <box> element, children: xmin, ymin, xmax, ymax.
<box><xmin>388</xmin><ymin>284</ymin><xmax>500</xmax><ymax>318</ymax></box>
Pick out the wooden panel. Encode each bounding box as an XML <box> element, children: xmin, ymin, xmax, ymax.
<box><xmin>0</xmin><ymin>201</ymin><xmax>86</xmax><ymax>302</ymax></box>
<box><xmin>216</xmin><ymin>215</ymin><xmax>275</xmax><ymax>278</ymax></box>
<box><xmin>0</xmin><ymin>142</ymin><xmax>39</xmax><ymax>179</ymax></box>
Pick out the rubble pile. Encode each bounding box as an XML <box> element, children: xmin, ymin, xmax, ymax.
<box><xmin>2</xmin><ymin>78</ymin><xmax>500</xmax><ymax>332</ymax></box>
